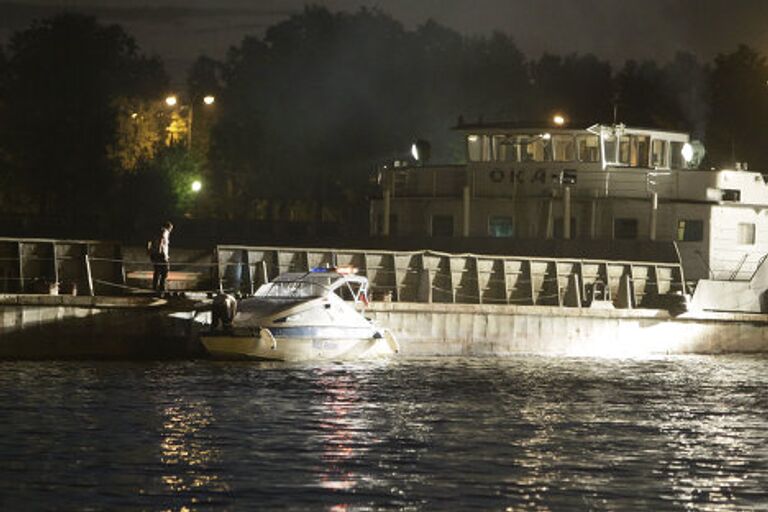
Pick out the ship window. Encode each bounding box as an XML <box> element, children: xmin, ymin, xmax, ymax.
<box><xmin>492</xmin><ymin>135</ymin><xmax>517</xmax><ymax>162</ymax></box>
<box><xmin>635</xmin><ymin>136</ymin><xmax>650</xmax><ymax>167</ymax></box>
<box><xmin>577</xmin><ymin>135</ymin><xmax>600</xmax><ymax>162</ymax></box>
<box><xmin>619</xmin><ymin>135</ymin><xmax>650</xmax><ymax>167</ymax></box>
<box><xmin>554</xmin><ymin>217</ymin><xmax>577</xmax><ymax>239</ymax></box>
<box><xmin>670</xmin><ymin>141</ymin><xmax>685</xmax><ymax>169</ymax></box>
<box><xmin>522</xmin><ymin>136</ymin><xmax>548</xmax><ymax>162</ymax></box>
<box><xmin>552</xmin><ymin>135</ymin><xmax>575</xmax><ymax>162</ymax></box>
<box><xmin>677</xmin><ymin>219</ymin><xmax>703</xmax><ymax>241</ymax></box>
<box><xmin>467</xmin><ymin>134</ymin><xmax>491</xmax><ymax>162</ymax></box>
<box><xmin>602</xmin><ymin>134</ymin><xmax>619</xmax><ymax>165</ymax></box>
<box><xmin>489</xmin><ymin>216</ymin><xmax>514</xmax><ymax>237</ymax></box>
<box><xmin>651</xmin><ymin>140</ymin><xmax>668</xmax><ymax>168</ymax></box>
<box><xmin>614</xmin><ymin>218</ymin><xmax>638</xmax><ymax>239</ymax></box>
<box><xmin>619</xmin><ymin>136</ymin><xmax>630</xmax><ymax>164</ymax></box>
<box><xmin>431</xmin><ymin>215</ymin><xmax>454</xmax><ymax>237</ymax></box>
<box><xmin>738</xmin><ymin>223</ymin><xmax>756</xmax><ymax>245</ymax></box>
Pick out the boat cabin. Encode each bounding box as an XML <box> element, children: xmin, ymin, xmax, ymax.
<box><xmin>254</xmin><ymin>270</ymin><xmax>370</xmax><ymax>304</ymax></box>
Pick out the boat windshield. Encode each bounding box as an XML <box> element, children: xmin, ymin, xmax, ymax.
<box><xmin>255</xmin><ymin>273</ymin><xmax>336</xmax><ymax>299</ymax></box>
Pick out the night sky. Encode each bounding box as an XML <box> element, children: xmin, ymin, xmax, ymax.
<box><xmin>1</xmin><ymin>0</ymin><xmax>767</xmax><ymax>82</ymax></box>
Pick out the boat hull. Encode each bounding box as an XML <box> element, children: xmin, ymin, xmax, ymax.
<box><xmin>200</xmin><ymin>328</ymin><xmax>398</xmax><ymax>361</ymax></box>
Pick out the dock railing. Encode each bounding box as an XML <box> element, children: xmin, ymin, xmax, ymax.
<box><xmin>0</xmin><ymin>237</ymin><xmax>687</xmax><ymax>308</ymax></box>
<box><xmin>0</xmin><ymin>237</ymin><xmax>123</xmax><ymax>296</ymax></box>
<box><xmin>215</xmin><ymin>245</ymin><xmax>687</xmax><ymax>309</ymax></box>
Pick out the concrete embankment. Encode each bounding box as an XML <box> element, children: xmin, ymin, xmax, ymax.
<box><xmin>0</xmin><ymin>295</ymin><xmax>206</xmax><ymax>359</ymax></box>
<box><xmin>367</xmin><ymin>302</ymin><xmax>768</xmax><ymax>356</ymax></box>
<box><xmin>3</xmin><ymin>296</ymin><xmax>768</xmax><ymax>359</ymax></box>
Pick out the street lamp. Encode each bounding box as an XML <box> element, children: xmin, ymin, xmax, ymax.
<box><xmin>191</xmin><ymin>180</ymin><xmax>202</xmax><ymax>193</ymax></box>
<box><xmin>553</xmin><ymin>114</ymin><xmax>566</xmax><ymax>126</ymax></box>
<box><xmin>164</xmin><ymin>94</ymin><xmax>215</xmax><ymax>149</ymax></box>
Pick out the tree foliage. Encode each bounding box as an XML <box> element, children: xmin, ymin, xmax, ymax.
<box><xmin>111</xmin><ymin>145</ymin><xmax>204</xmax><ymax>233</ymax></box>
<box><xmin>1</xmin><ymin>13</ymin><xmax>167</xmax><ymax>219</ymax></box>
<box><xmin>109</xmin><ymin>97</ymin><xmax>168</xmax><ymax>171</ymax></box>
<box><xmin>708</xmin><ymin>45</ymin><xmax>768</xmax><ymax>169</ymax></box>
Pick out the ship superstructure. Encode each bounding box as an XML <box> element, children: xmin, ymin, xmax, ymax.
<box><xmin>371</xmin><ymin>121</ymin><xmax>768</xmax><ymax>283</ymax></box>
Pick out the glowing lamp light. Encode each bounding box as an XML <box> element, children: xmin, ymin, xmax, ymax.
<box><xmin>681</xmin><ymin>142</ymin><xmax>694</xmax><ymax>163</ymax></box>
<box><xmin>191</xmin><ymin>180</ymin><xmax>202</xmax><ymax>193</ymax></box>
<box><xmin>553</xmin><ymin>114</ymin><xmax>566</xmax><ymax>126</ymax></box>
<box><xmin>203</xmin><ymin>95</ymin><xmax>215</xmax><ymax>105</ymax></box>
<box><xmin>411</xmin><ymin>139</ymin><xmax>431</xmax><ymax>163</ymax></box>
<box><xmin>165</xmin><ymin>95</ymin><xmax>178</xmax><ymax>107</ymax></box>
<box><xmin>542</xmin><ymin>132</ymin><xmax>552</xmax><ymax>140</ymax></box>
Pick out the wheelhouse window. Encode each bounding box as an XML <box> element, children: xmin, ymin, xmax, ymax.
<box><xmin>492</xmin><ymin>135</ymin><xmax>516</xmax><ymax>162</ymax></box>
<box><xmin>619</xmin><ymin>135</ymin><xmax>650</xmax><ymax>167</ymax></box>
<box><xmin>467</xmin><ymin>134</ymin><xmax>491</xmax><ymax>162</ymax></box>
<box><xmin>552</xmin><ymin>135</ymin><xmax>575</xmax><ymax>162</ymax></box>
<box><xmin>676</xmin><ymin>219</ymin><xmax>703</xmax><ymax>241</ymax></box>
<box><xmin>602</xmin><ymin>133</ymin><xmax>619</xmax><ymax>165</ymax></box>
<box><xmin>614</xmin><ymin>218</ymin><xmax>638</xmax><ymax>239</ymax></box>
<box><xmin>738</xmin><ymin>223</ymin><xmax>756</xmax><ymax>245</ymax></box>
<box><xmin>670</xmin><ymin>141</ymin><xmax>685</xmax><ymax>169</ymax></box>
<box><xmin>651</xmin><ymin>139</ymin><xmax>668</xmax><ymax>168</ymax></box>
<box><xmin>432</xmin><ymin>215</ymin><xmax>454</xmax><ymax>237</ymax></box>
<box><xmin>577</xmin><ymin>135</ymin><xmax>600</xmax><ymax>162</ymax></box>
<box><xmin>487</xmin><ymin>134</ymin><xmax>558</xmax><ymax>162</ymax></box>
<box><xmin>489</xmin><ymin>216</ymin><xmax>514</xmax><ymax>237</ymax></box>
<box><xmin>521</xmin><ymin>135</ymin><xmax>548</xmax><ymax>162</ymax></box>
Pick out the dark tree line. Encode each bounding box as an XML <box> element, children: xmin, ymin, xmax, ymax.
<box><xmin>0</xmin><ymin>7</ymin><xmax>767</xmax><ymax>239</ymax></box>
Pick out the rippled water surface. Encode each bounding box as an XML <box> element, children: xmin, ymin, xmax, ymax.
<box><xmin>1</xmin><ymin>356</ymin><xmax>767</xmax><ymax>511</ymax></box>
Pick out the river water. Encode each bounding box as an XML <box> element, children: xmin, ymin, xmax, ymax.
<box><xmin>0</xmin><ymin>356</ymin><xmax>767</xmax><ymax>511</ymax></box>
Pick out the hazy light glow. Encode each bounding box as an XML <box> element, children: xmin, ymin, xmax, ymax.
<box><xmin>411</xmin><ymin>143</ymin><xmax>419</xmax><ymax>160</ymax></box>
<box><xmin>165</xmin><ymin>95</ymin><xmax>178</xmax><ymax>107</ymax></box>
<box><xmin>553</xmin><ymin>114</ymin><xmax>566</xmax><ymax>126</ymax></box>
<box><xmin>681</xmin><ymin>142</ymin><xmax>694</xmax><ymax>163</ymax></box>
<box><xmin>191</xmin><ymin>180</ymin><xmax>202</xmax><ymax>192</ymax></box>
<box><xmin>542</xmin><ymin>132</ymin><xmax>552</xmax><ymax>140</ymax></box>
<box><xmin>203</xmin><ymin>95</ymin><xmax>215</xmax><ymax>105</ymax></box>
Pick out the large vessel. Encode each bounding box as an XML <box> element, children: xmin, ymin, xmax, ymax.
<box><xmin>200</xmin><ymin>268</ymin><xmax>399</xmax><ymax>361</ymax></box>
<box><xmin>369</xmin><ymin>119</ymin><xmax>768</xmax><ymax>313</ymax></box>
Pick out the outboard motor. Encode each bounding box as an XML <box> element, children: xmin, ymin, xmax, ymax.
<box><xmin>211</xmin><ymin>293</ymin><xmax>237</xmax><ymax>331</ymax></box>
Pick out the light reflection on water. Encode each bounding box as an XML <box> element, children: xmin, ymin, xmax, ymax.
<box><xmin>0</xmin><ymin>355</ymin><xmax>766</xmax><ymax>510</ymax></box>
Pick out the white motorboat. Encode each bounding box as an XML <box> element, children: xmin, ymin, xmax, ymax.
<box><xmin>200</xmin><ymin>268</ymin><xmax>399</xmax><ymax>361</ymax></box>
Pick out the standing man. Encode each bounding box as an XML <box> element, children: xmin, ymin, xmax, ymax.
<box><xmin>151</xmin><ymin>221</ymin><xmax>173</xmax><ymax>293</ymax></box>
